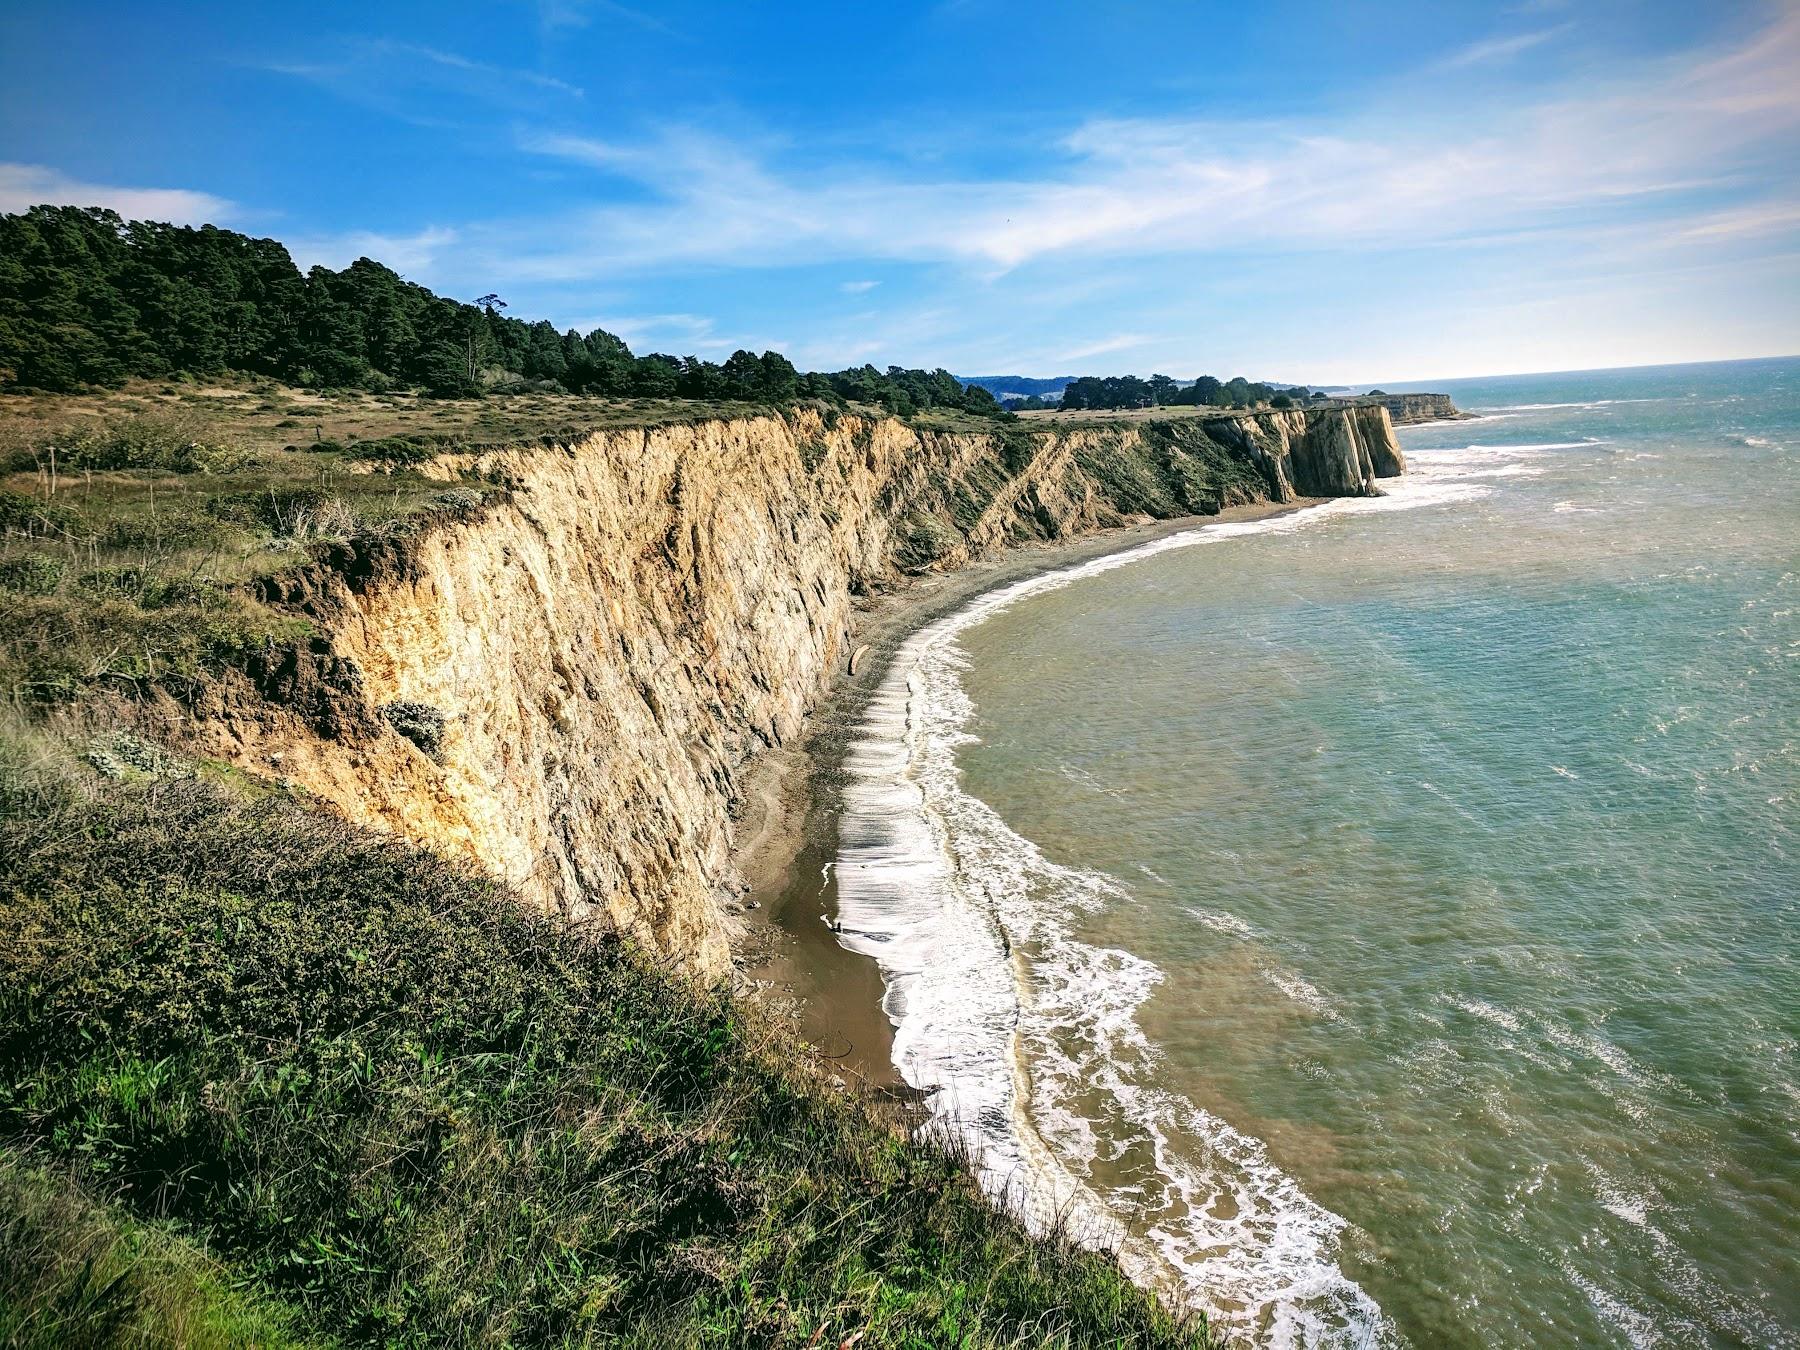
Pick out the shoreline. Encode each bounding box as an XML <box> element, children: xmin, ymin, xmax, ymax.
<box><xmin>730</xmin><ymin>496</ymin><xmax>1321</xmax><ymax>1088</ymax></box>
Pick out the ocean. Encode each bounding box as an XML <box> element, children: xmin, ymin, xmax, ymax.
<box><xmin>827</xmin><ymin>357</ymin><xmax>1799</xmax><ymax>1346</ymax></box>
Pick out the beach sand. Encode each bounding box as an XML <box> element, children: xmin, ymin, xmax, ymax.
<box><xmin>732</xmin><ymin>498</ymin><xmax>1319</xmax><ymax>1088</ymax></box>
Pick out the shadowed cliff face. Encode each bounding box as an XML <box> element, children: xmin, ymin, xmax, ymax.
<box><xmin>172</xmin><ymin>405</ymin><xmax>1403</xmax><ymax>977</ymax></box>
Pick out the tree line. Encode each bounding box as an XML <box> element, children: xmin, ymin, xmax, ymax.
<box><xmin>1051</xmin><ymin>373</ymin><xmax>1313</xmax><ymax>411</ymax></box>
<box><xmin>0</xmin><ymin>205</ymin><xmax>1006</xmax><ymax>419</ymax></box>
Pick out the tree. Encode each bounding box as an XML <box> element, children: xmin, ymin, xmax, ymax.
<box><xmin>1148</xmin><ymin>373</ymin><xmax>1177</xmax><ymax>405</ymax></box>
<box><xmin>630</xmin><ymin>354</ymin><xmax>680</xmax><ymax>397</ymax></box>
<box><xmin>756</xmin><ymin>351</ymin><xmax>798</xmax><ymax>403</ymax></box>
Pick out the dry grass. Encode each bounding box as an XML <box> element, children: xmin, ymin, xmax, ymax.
<box><xmin>0</xmin><ymin>378</ymin><xmax>777</xmax><ymax>458</ymax></box>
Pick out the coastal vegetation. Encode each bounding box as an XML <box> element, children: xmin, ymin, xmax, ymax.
<box><xmin>0</xmin><ymin>202</ymin><xmax>1414</xmax><ymax>1347</ymax></box>
<box><xmin>0</xmin><ymin>209</ymin><xmax>1251</xmax><ymax>1339</ymax></box>
<box><xmin>0</xmin><ymin>755</ymin><xmax>1211</xmax><ymax>1347</ymax></box>
<box><xmin>1056</xmin><ymin>374</ymin><xmax>1309</xmax><ymax>412</ymax></box>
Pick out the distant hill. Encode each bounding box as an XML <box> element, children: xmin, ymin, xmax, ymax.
<box><xmin>961</xmin><ymin>373</ymin><xmax>1337</xmax><ymax>405</ymax></box>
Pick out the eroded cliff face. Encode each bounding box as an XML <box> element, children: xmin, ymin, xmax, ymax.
<box><xmin>172</xmin><ymin>405</ymin><xmax>1403</xmax><ymax>978</ymax></box>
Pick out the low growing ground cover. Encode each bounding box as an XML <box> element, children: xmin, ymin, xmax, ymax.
<box><xmin>0</xmin><ymin>759</ymin><xmax>1210</xmax><ymax>1348</ymax></box>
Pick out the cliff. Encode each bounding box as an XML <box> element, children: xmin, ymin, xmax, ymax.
<box><xmin>1378</xmin><ymin>392</ymin><xmax>1466</xmax><ymax>424</ymax></box>
<box><xmin>168</xmin><ymin>404</ymin><xmax>1404</xmax><ymax>978</ymax></box>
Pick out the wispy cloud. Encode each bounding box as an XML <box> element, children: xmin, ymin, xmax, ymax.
<box><xmin>1676</xmin><ymin>199</ymin><xmax>1800</xmax><ymax>241</ymax></box>
<box><xmin>476</xmin><ymin>8</ymin><xmax>1800</xmax><ymax>283</ymax></box>
<box><xmin>1055</xmin><ymin>333</ymin><xmax>1156</xmax><ymax>362</ymax></box>
<box><xmin>0</xmin><ymin>163</ymin><xmax>232</xmax><ymax>224</ymax></box>
<box><xmin>398</xmin><ymin>43</ymin><xmax>583</xmax><ymax>97</ymax></box>
<box><xmin>534</xmin><ymin>0</ymin><xmax>675</xmax><ymax>36</ymax></box>
<box><xmin>840</xmin><ymin>279</ymin><xmax>880</xmax><ymax>293</ymax></box>
<box><xmin>1437</xmin><ymin>24</ymin><xmax>1569</xmax><ymax>70</ymax></box>
<box><xmin>266</xmin><ymin>36</ymin><xmax>585</xmax><ymax>117</ymax></box>
<box><xmin>555</xmin><ymin>312</ymin><xmax>732</xmax><ymax>351</ymax></box>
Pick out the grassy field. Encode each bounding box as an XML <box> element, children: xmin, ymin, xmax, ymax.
<box><xmin>0</xmin><ymin>745</ymin><xmax>1211</xmax><ymax>1349</ymax></box>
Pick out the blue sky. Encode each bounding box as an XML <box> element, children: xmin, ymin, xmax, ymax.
<box><xmin>2</xmin><ymin>1</ymin><xmax>1797</xmax><ymax>382</ymax></box>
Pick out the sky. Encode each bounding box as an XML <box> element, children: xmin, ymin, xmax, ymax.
<box><xmin>2</xmin><ymin>1</ymin><xmax>1798</xmax><ymax>384</ymax></box>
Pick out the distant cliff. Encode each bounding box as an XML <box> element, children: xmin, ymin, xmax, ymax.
<box><xmin>164</xmin><ymin>405</ymin><xmax>1405</xmax><ymax>977</ymax></box>
<box><xmin>1377</xmin><ymin>393</ymin><xmax>1467</xmax><ymax>424</ymax></box>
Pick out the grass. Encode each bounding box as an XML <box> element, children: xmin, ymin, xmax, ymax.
<box><xmin>0</xmin><ymin>755</ymin><xmax>1212</xmax><ymax>1349</ymax></box>
<box><xmin>0</xmin><ymin>382</ymin><xmax>1276</xmax><ymax>1346</ymax></box>
<box><xmin>1067</xmin><ymin>420</ymin><xmax>1276</xmax><ymax>519</ymax></box>
<box><xmin>1</xmin><ymin>1154</ymin><xmax>312</xmax><ymax>1348</ymax></box>
<box><xmin>0</xmin><ymin>405</ymin><xmax>496</xmax><ymax>702</ymax></box>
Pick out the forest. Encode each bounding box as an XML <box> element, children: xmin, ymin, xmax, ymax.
<box><xmin>0</xmin><ymin>205</ymin><xmax>1006</xmax><ymax>419</ymax></box>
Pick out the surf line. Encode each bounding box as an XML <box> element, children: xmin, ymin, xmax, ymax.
<box><xmin>826</xmin><ymin>499</ymin><xmax>1399</xmax><ymax>1343</ymax></box>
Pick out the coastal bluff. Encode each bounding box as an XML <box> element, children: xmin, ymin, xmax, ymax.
<box><xmin>167</xmin><ymin>405</ymin><xmax>1406</xmax><ymax>978</ymax></box>
<box><xmin>1313</xmin><ymin>391</ymin><xmax>1468</xmax><ymax>424</ymax></box>
<box><xmin>1379</xmin><ymin>392</ymin><xmax>1467</xmax><ymax>424</ymax></box>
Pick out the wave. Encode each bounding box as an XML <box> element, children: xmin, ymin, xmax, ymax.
<box><xmin>828</xmin><ymin>497</ymin><xmax>1477</xmax><ymax>1345</ymax></box>
<box><xmin>1412</xmin><ymin>439</ymin><xmax>1602</xmax><ymax>455</ymax></box>
<box><xmin>1470</xmin><ymin>399</ymin><xmax>1665</xmax><ymax>411</ymax></box>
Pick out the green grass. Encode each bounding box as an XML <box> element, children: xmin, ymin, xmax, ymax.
<box><xmin>0</xmin><ymin>391</ymin><xmax>955</xmax><ymax>702</ymax></box>
<box><xmin>0</xmin><ymin>761</ymin><xmax>1211</xmax><ymax>1349</ymax></box>
<box><xmin>0</xmin><ymin>1154</ymin><xmax>313</xmax><ymax>1348</ymax></box>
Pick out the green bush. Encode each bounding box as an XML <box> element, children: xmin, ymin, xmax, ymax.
<box><xmin>0</xmin><ymin>555</ymin><xmax>66</xmax><ymax>596</ymax></box>
<box><xmin>0</xmin><ymin>491</ymin><xmax>78</xmax><ymax>540</ymax></box>
<box><xmin>48</xmin><ymin>416</ymin><xmax>253</xmax><ymax>475</ymax></box>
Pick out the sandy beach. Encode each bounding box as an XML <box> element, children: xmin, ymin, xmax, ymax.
<box><xmin>731</xmin><ymin>497</ymin><xmax>1320</xmax><ymax>1087</ymax></box>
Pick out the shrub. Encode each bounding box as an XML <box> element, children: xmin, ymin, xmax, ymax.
<box><xmin>346</xmin><ymin>436</ymin><xmax>438</xmax><ymax>466</ymax></box>
<box><xmin>47</xmin><ymin>415</ymin><xmax>251</xmax><ymax>475</ymax></box>
<box><xmin>0</xmin><ymin>492</ymin><xmax>77</xmax><ymax>540</ymax></box>
<box><xmin>0</xmin><ymin>555</ymin><xmax>65</xmax><ymax>596</ymax></box>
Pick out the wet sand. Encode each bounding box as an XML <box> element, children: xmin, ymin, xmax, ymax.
<box><xmin>731</xmin><ymin>499</ymin><xmax>1319</xmax><ymax>1088</ymax></box>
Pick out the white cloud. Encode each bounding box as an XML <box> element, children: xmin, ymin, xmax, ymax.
<box><xmin>1437</xmin><ymin>24</ymin><xmax>1569</xmax><ymax>70</ymax></box>
<box><xmin>1056</xmin><ymin>333</ymin><xmax>1155</xmax><ymax>362</ymax></box>
<box><xmin>480</xmin><ymin>8</ymin><xmax>1800</xmax><ymax>281</ymax></box>
<box><xmin>398</xmin><ymin>43</ymin><xmax>583</xmax><ymax>98</ymax></box>
<box><xmin>840</xmin><ymin>279</ymin><xmax>881</xmax><ymax>293</ymax></box>
<box><xmin>288</xmin><ymin>226</ymin><xmax>459</xmax><ymax>277</ymax></box>
<box><xmin>0</xmin><ymin>163</ymin><xmax>232</xmax><ymax>224</ymax></box>
<box><xmin>1676</xmin><ymin>199</ymin><xmax>1800</xmax><ymax>241</ymax></box>
<box><xmin>265</xmin><ymin>37</ymin><xmax>585</xmax><ymax>118</ymax></box>
<box><xmin>556</xmin><ymin>312</ymin><xmax>721</xmax><ymax>350</ymax></box>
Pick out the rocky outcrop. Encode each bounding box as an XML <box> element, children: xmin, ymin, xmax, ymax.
<box><xmin>1379</xmin><ymin>393</ymin><xmax>1465</xmax><ymax>424</ymax></box>
<box><xmin>169</xmin><ymin>405</ymin><xmax>1404</xmax><ymax>979</ymax></box>
<box><xmin>1205</xmin><ymin>405</ymin><xmax>1404</xmax><ymax>498</ymax></box>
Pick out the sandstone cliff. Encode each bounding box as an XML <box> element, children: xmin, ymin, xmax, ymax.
<box><xmin>171</xmin><ymin>405</ymin><xmax>1403</xmax><ymax>978</ymax></box>
<box><xmin>1379</xmin><ymin>392</ymin><xmax>1466</xmax><ymax>424</ymax></box>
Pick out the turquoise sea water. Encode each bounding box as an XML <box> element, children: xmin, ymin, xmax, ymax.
<box><xmin>830</xmin><ymin>358</ymin><xmax>1798</xmax><ymax>1346</ymax></box>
